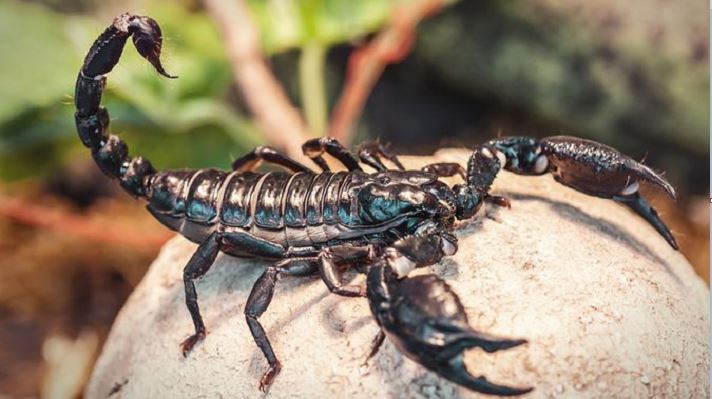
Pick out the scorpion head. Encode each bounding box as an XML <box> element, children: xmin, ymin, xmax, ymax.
<box><xmin>358</xmin><ymin>183</ymin><xmax>451</xmax><ymax>225</ymax></box>
<box><xmin>358</xmin><ymin>171</ymin><xmax>456</xmax><ymax>226</ymax></box>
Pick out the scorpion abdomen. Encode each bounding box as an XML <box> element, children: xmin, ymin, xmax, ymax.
<box><xmin>283</xmin><ymin>172</ymin><xmax>313</xmax><ymax>227</ymax></box>
<box><xmin>253</xmin><ymin>173</ymin><xmax>292</xmax><ymax>228</ymax></box>
<box><xmin>144</xmin><ymin>167</ymin><xmax>416</xmax><ymax>248</ymax></box>
<box><xmin>146</xmin><ymin>169</ymin><xmax>228</xmax><ymax>242</ymax></box>
<box><xmin>220</xmin><ymin>171</ymin><xmax>263</xmax><ymax>227</ymax></box>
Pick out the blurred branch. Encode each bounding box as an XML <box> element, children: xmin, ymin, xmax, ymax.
<box><xmin>204</xmin><ymin>0</ymin><xmax>311</xmax><ymax>161</ymax></box>
<box><xmin>0</xmin><ymin>193</ymin><xmax>171</xmax><ymax>250</ymax></box>
<box><xmin>300</xmin><ymin>42</ymin><xmax>328</xmax><ymax>136</ymax></box>
<box><xmin>329</xmin><ymin>0</ymin><xmax>444</xmax><ymax>146</ymax></box>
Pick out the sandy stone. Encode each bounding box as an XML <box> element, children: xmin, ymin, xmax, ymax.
<box><xmin>86</xmin><ymin>149</ymin><xmax>709</xmax><ymax>399</ymax></box>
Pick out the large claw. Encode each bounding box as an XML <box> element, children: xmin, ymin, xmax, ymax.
<box><xmin>538</xmin><ymin>136</ymin><xmax>675</xmax><ymax>200</ymax></box>
<box><xmin>488</xmin><ymin>136</ymin><xmax>678</xmax><ymax>249</ymax></box>
<box><xmin>367</xmin><ymin>265</ymin><xmax>532</xmax><ymax>396</ymax></box>
<box><xmin>540</xmin><ymin>136</ymin><xmax>678</xmax><ymax>249</ymax></box>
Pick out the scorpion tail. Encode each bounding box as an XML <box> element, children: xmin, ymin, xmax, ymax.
<box><xmin>74</xmin><ymin>13</ymin><xmax>176</xmax><ymax>198</ymax></box>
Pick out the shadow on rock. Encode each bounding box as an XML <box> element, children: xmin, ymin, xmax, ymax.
<box><xmin>505</xmin><ymin>192</ymin><xmax>681</xmax><ymax>284</ymax></box>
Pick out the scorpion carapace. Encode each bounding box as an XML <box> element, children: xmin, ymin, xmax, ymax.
<box><xmin>75</xmin><ymin>14</ymin><xmax>679</xmax><ymax>396</ymax></box>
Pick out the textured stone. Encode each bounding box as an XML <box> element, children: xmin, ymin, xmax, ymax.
<box><xmin>87</xmin><ymin>150</ymin><xmax>709</xmax><ymax>398</ymax></box>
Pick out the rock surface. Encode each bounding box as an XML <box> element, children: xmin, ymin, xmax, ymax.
<box><xmin>87</xmin><ymin>150</ymin><xmax>709</xmax><ymax>399</ymax></box>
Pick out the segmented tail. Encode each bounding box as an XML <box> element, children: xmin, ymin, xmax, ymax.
<box><xmin>74</xmin><ymin>13</ymin><xmax>176</xmax><ymax>198</ymax></box>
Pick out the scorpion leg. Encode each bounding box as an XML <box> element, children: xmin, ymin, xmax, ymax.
<box><xmin>363</xmin><ymin>330</ymin><xmax>386</xmax><ymax>365</ymax></box>
<box><xmin>358</xmin><ymin>141</ymin><xmax>405</xmax><ymax>172</ymax></box>
<box><xmin>244</xmin><ymin>257</ymin><xmax>319</xmax><ymax>392</ymax></box>
<box><xmin>318</xmin><ymin>246</ymin><xmax>371</xmax><ymax>297</ymax></box>
<box><xmin>302</xmin><ymin>137</ymin><xmax>362</xmax><ymax>172</ymax></box>
<box><xmin>422</xmin><ymin>162</ymin><xmax>466</xmax><ymax>180</ymax></box>
<box><xmin>181</xmin><ymin>232</ymin><xmax>222</xmax><ymax>356</ymax></box>
<box><xmin>231</xmin><ymin>146</ymin><xmax>312</xmax><ymax>173</ymax></box>
<box><xmin>485</xmin><ymin>136</ymin><xmax>678</xmax><ymax>249</ymax></box>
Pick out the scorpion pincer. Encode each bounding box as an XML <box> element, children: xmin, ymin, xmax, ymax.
<box><xmin>75</xmin><ymin>14</ymin><xmax>679</xmax><ymax>395</ymax></box>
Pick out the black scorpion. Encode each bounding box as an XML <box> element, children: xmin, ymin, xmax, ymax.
<box><xmin>74</xmin><ymin>14</ymin><xmax>679</xmax><ymax>396</ymax></box>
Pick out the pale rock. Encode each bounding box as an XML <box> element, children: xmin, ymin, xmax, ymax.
<box><xmin>87</xmin><ymin>149</ymin><xmax>709</xmax><ymax>399</ymax></box>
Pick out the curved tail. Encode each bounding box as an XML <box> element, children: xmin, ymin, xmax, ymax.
<box><xmin>74</xmin><ymin>13</ymin><xmax>176</xmax><ymax>198</ymax></box>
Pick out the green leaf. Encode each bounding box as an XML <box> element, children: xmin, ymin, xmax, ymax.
<box><xmin>246</xmin><ymin>0</ymin><xmax>402</xmax><ymax>54</ymax></box>
<box><xmin>0</xmin><ymin>2</ymin><xmax>261</xmax><ymax>181</ymax></box>
<box><xmin>0</xmin><ymin>1</ymin><xmax>78</xmax><ymax>125</ymax></box>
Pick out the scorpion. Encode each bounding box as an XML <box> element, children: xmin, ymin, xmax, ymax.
<box><xmin>74</xmin><ymin>14</ymin><xmax>679</xmax><ymax>396</ymax></box>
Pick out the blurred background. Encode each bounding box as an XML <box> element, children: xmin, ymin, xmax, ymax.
<box><xmin>0</xmin><ymin>0</ymin><xmax>708</xmax><ymax>397</ymax></box>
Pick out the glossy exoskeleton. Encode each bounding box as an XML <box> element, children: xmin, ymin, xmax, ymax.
<box><xmin>74</xmin><ymin>14</ymin><xmax>678</xmax><ymax>396</ymax></box>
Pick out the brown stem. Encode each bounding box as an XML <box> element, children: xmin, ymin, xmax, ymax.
<box><xmin>204</xmin><ymin>0</ymin><xmax>311</xmax><ymax>161</ymax></box>
<box><xmin>328</xmin><ymin>0</ymin><xmax>443</xmax><ymax>146</ymax></box>
<box><xmin>0</xmin><ymin>193</ymin><xmax>171</xmax><ymax>250</ymax></box>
